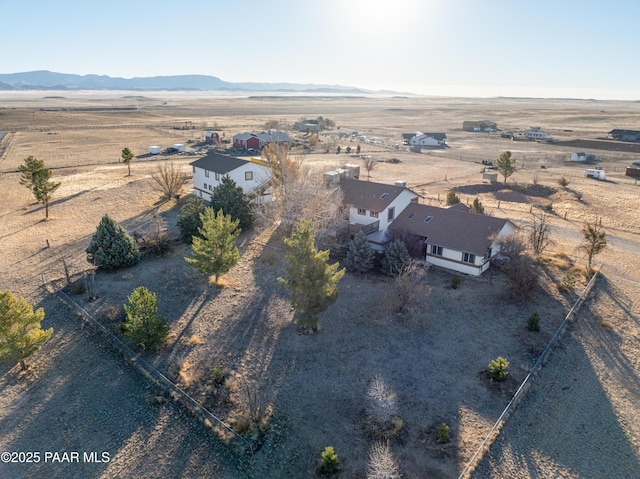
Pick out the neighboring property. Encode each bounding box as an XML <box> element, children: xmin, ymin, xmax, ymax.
<box><xmin>402</xmin><ymin>131</ymin><xmax>447</xmax><ymax>147</ymax></box>
<box><xmin>389</xmin><ymin>202</ymin><xmax>517</xmax><ymax>276</ymax></box>
<box><xmin>571</xmin><ymin>152</ymin><xmax>587</xmax><ymax>162</ymax></box>
<box><xmin>205</xmin><ymin>131</ymin><xmax>219</xmax><ymax>144</ymax></box>
<box><xmin>463</xmin><ymin>120</ymin><xmax>497</xmax><ymax>132</ymax></box>
<box><xmin>524</xmin><ymin>126</ymin><xmax>552</xmax><ymax>141</ymax></box>
<box><xmin>190</xmin><ymin>152</ymin><xmax>272</xmax><ymax>202</ymax></box>
<box><xmin>340</xmin><ymin>179</ymin><xmax>419</xmax><ymax>250</ymax></box>
<box><xmin>608</xmin><ymin>129</ymin><xmax>640</xmax><ymax>142</ymax></box>
<box><xmin>232</xmin><ymin>131</ymin><xmax>292</xmax><ymax>151</ymax></box>
<box><xmin>626</xmin><ymin>161</ymin><xmax>640</xmax><ymax>178</ymax></box>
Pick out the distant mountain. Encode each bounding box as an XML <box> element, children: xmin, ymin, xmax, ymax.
<box><xmin>0</xmin><ymin>70</ymin><xmax>402</xmax><ymax>94</ymax></box>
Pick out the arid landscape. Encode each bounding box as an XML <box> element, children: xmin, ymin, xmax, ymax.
<box><xmin>1</xmin><ymin>92</ymin><xmax>639</xmax><ymax>478</ymax></box>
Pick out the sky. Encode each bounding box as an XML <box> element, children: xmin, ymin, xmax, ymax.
<box><xmin>1</xmin><ymin>0</ymin><xmax>639</xmax><ymax>100</ymax></box>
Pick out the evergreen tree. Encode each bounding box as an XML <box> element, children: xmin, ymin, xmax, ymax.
<box><xmin>446</xmin><ymin>190</ymin><xmax>460</xmax><ymax>206</ymax></box>
<box><xmin>18</xmin><ymin>156</ymin><xmax>60</xmax><ymax>218</ymax></box>
<box><xmin>580</xmin><ymin>219</ymin><xmax>607</xmax><ymax>272</ymax></box>
<box><xmin>381</xmin><ymin>239</ymin><xmax>410</xmax><ymax>277</ymax></box>
<box><xmin>0</xmin><ymin>291</ymin><xmax>53</xmax><ymax>370</ymax></box>
<box><xmin>185</xmin><ymin>208</ymin><xmax>241</xmax><ymax>284</ymax></box>
<box><xmin>345</xmin><ymin>230</ymin><xmax>375</xmax><ymax>274</ymax></box>
<box><xmin>121</xmin><ymin>147</ymin><xmax>134</xmax><ymax>176</ymax></box>
<box><xmin>18</xmin><ymin>155</ymin><xmax>45</xmax><ymax>190</ymax></box>
<box><xmin>177</xmin><ymin>197</ymin><xmax>208</xmax><ymax>243</ymax></box>
<box><xmin>123</xmin><ymin>286</ymin><xmax>169</xmax><ymax>350</ymax></box>
<box><xmin>496</xmin><ymin>150</ymin><xmax>516</xmax><ymax>184</ymax></box>
<box><xmin>209</xmin><ymin>175</ymin><xmax>254</xmax><ymax>231</ymax></box>
<box><xmin>278</xmin><ymin>220</ymin><xmax>345</xmax><ymax>331</ymax></box>
<box><xmin>471</xmin><ymin>198</ymin><xmax>485</xmax><ymax>214</ymax></box>
<box><xmin>86</xmin><ymin>215</ymin><xmax>140</xmax><ymax>269</ymax></box>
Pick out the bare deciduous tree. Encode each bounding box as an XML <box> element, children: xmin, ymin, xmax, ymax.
<box><xmin>150</xmin><ymin>163</ymin><xmax>189</xmax><ymax>199</ymax></box>
<box><xmin>367</xmin><ymin>374</ymin><xmax>398</xmax><ymax>425</ymax></box>
<box><xmin>527</xmin><ymin>211</ymin><xmax>551</xmax><ymax>255</ymax></box>
<box><xmin>362</xmin><ymin>156</ymin><xmax>377</xmax><ymax>181</ymax></box>
<box><xmin>367</xmin><ymin>442</ymin><xmax>401</xmax><ymax>479</ymax></box>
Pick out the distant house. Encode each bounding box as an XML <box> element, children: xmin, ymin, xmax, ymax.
<box><xmin>608</xmin><ymin>129</ymin><xmax>640</xmax><ymax>142</ymax></box>
<box><xmin>205</xmin><ymin>131</ymin><xmax>219</xmax><ymax>144</ymax></box>
<box><xmin>570</xmin><ymin>152</ymin><xmax>587</xmax><ymax>162</ymax></box>
<box><xmin>524</xmin><ymin>126</ymin><xmax>552</xmax><ymax>141</ymax></box>
<box><xmin>340</xmin><ymin>179</ymin><xmax>419</xmax><ymax>250</ymax></box>
<box><xmin>190</xmin><ymin>152</ymin><xmax>272</xmax><ymax>203</ymax></box>
<box><xmin>232</xmin><ymin>131</ymin><xmax>292</xmax><ymax>150</ymax></box>
<box><xmin>389</xmin><ymin>203</ymin><xmax>516</xmax><ymax>276</ymax></box>
<box><xmin>402</xmin><ymin>131</ymin><xmax>447</xmax><ymax>147</ymax></box>
<box><xmin>463</xmin><ymin>120</ymin><xmax>497</xmax><ymax>132</ymax></box>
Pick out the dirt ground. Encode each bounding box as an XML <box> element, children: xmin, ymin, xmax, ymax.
<box><xmin>0</xmin><ymin>92</ymin><xmax>639</xmax><ymax>478</ymax></box>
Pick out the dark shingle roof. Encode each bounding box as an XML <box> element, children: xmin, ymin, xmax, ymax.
<box><xmin>389</xmin><ymin>203</ymin><xmax>512</xmax><ymax>256</ymax></box>
<box><xmin>190</xmin><ymin>152</ymin><xmax>249</xmax><ymax>174</ymax></box>
<box><xmin>340</xmin><ymin>179</ymin><xmax>414</xmax><ymax>212</ymax></box>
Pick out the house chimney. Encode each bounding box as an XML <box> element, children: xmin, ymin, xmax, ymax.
<box><xmin>395</xmin><ymin>180</ymin><xmax>407</xmax><ymax>188</ymax></box>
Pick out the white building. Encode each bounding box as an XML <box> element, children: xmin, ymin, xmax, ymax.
<box><xmin>524</xmin><ymin>126</ymin><xmax>552</xmax><ymax>141</ymax></box>
<box><xmin>408</xmin><ymin>132</ymin><xmax>447</xmax><ymax>147</ymax></box>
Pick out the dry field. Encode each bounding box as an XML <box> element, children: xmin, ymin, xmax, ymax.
<box><xmin>0</xmin><ymin>92</ymin><xmax>639</xmax><ymax>478</ymax></box>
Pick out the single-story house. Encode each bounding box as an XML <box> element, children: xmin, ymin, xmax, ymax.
<box><xmin>408</xmin><ymin>132</ymin><xmax>447</xmax><ymax>147</ymax></box>
<box><xmin>190</xmin><ymin>152</ymin><xmax>272</xmax><ymax>203</ymax></box>
<box><xmin>232</xmin><ymin>131</ymin><xmax>292</xmax><ymax>150</ymax></box>
<box><xmin>388</xmin><ymin>202</ymin><xmax>517</xmax><ymax>276</ymax></box>
<box><xmin>570</xmin><ymin>152</ymin><xmax>587</xmax><ymax>162</ymax></box>
<box><xmin>608</xmin><ymin>129</ymin><xmax>640</xmax><ymax>142</ymax></box>
<box><xmin>340</xmin><ymin>178</ymin><xmax>419</xmax><ymax>250</ymax></box>
<box><xmin>524</xmin><ymin>126</ymin><xmax>552</xmax><ymax>141</ymax></box>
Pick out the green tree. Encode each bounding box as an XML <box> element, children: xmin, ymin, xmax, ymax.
<box><xmin>321</xmin><ymin>446</ymin><xmax>339</xmax><ymax>474</ymax></box>
<box><xmin>177</xmin><ymin>197</ymin><xmax>208</xmax><ymax>243</ymax></box>
<box><xmin>123</xmin><ymin>286</ymin><xmax>169</xmax><ymax>350</ymax></box>
<box><xmin>356</xmin><ymin>144</ymin><xmax>361</xmax><ymax>155</ymax></box>
<box><xmin>185</xmin><ymin>208</ymin><xmax>241</xmax><ymax>284</ymax></box>
<box><xmin>346</xmin><ymin>146</ymin><xmax>352</xmax><ymax>154</ymax></box>
<box><xmin>488</xmin><ymin>356</ymin><xmax>509</xmax><ymax>381</ymax></box>
<box><xmin>86</xmin><ymin>215</ymin><xmax>140</xmax><ymax>269</ymax></box>
<box><xmin>209</xmin><ymin>176</ymin><xmax>254</xmax><ymax>231</ymax></box>
<box><xmin>121</xmin><ymin>147</ymin><xmax>134</xmax><ymax>176</ymax></box>
<box><xmin>471</xmin><ymin>198</ymin><xmax>485</xmax><ymax>214</ymax></box>
<box><xmin>0</xmin><ymin>291</ymin><xmax>53</xmax><ymax>370</ymax></box>
<box><xmin>446</xmin><ymin>190</ymin><xmax>460</xmax><ymax>206</ymax></box>
<box><xmin>496</xmin><ymin>150</ymin><xmax>516</xmax><ymax>184</ymax></box>
<box><xmin>336</xmin><ymin>146</ymin><xmax>341</xmax><ymax>154</ymax></box>
<box><xmin>381</xmin><ymin>239</ymin><xmax>410</xmax><ymax>277</ymax></box>
<box><xmin>278</xmin><ymin>220</ymin><xmax>345</xmax><ymax>331</ymax></box>
<box><xmin>580</xmin><ymin>219</ymin><xmax>607</xmax><ymax>272</ymax></box>
<box><xmin>345</xmin><ymin>230</ymin><xmax>375</xmax><ymax>274</ymax></box>
<box><xmin>18</xmin><ymin>156</ymin><xmax>61</xmax><ymax>219</ymax></box>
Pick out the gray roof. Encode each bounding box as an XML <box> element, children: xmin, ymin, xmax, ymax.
<box><xmin>340</xmin><ymin>179</ymin><xmax>415</xmax><ymax>212</ymax></box>
<box><xmin>190</xmin><ymin>152</ymin><xmax>249</xmax><ymax>174</ymax></box>
<box><xmin>389</xmin><ymin>203</ymin><xmax>512</xmax><ymax>256</ymax></box>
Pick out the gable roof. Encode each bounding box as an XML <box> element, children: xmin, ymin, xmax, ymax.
<box><xmin>415</xmin><ymin>132</ymin><xmax>447</xmax><ymax>140</ymax></box>
<box><xmin>340</xmin><ymin>179</ymin><xmax>416</xmax><ymax>212</ymax></box>
<box><xmin>190</xmin><ymin>152</ymin><xmax>249</xmax><ymax>174</ymax></box>
<box><xmin>389</xmin><ymin>202</ymin><xmax>512</xmax><ymax>256</ymax></box>
<box><xmin>609</xmin><ymin>129</ymin><xmax>640</xmax><ymax>135</ymax></box>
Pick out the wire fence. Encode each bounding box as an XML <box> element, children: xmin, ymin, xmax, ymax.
<box><xmin>41</xmin><ymin>273</ymin><xmax>254</xmax><ymax>455</ymax></box>
<box><xmin>457</xmin><ymin>265</ymin><xmax>602</xmax><ymax>479</ymax></box>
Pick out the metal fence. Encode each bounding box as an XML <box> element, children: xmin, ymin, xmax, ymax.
<box><xmin>458</xmin><ymin>266</ymin><xmax>602</xmax><ymax>479</ymax></box>
<box><xmin>41</xmin><ymin>273</ymin><xmax>254</xmax><ymax>454</ymax></box>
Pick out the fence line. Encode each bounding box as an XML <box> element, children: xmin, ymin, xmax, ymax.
<box><xmin>41</xmin><ymin>273</ymin><xmax>254</xmax><ymax>455</ymax></box>
<box><xmin>458</xmin><ymin>265</ymin><xmax>602</xmax><ymax>479</ymax></box>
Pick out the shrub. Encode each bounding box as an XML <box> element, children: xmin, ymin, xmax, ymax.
<box><xmin>367</xmin><ymin>374</ymin><xmax>398</xmax><ymax>425</ymax></box>
<box><xmin>546</xmin><ymin>203</ymin><xmax>554</xmax><ymax>212</ymax></box>
<box><xmin>123</xmin><ymin>286</ymin><xmax>169</xmax><ymax>350</ymax></box>
<box><xmin>527</xmin><ymin>311</ymin><xmax>541</xmax><ymax>332</ymax></box>
<box><xmin>446</xmin><ymin>190</ymin><xmax>460</xmax><ymax>206</ymax></box>
<box><xmin>367</xmin><ymin>442</ymin><xmax>401</xmax><ymax>479</ymax></box>
<box><xmin>470</xmin><ymin>198</ymin><xmax>485</xmax><ymax>214</ymax></box>
<box><xmin>381</xmin><ymin>239</ymin><xmax>410</xmax><ymax>277</ymax></box>
<box><xmin>86</xmin><ymin>215</ymin><xmax>140</xmax><ymax>269</ymax></box>
<box><xmin>450</xmin><ymin>275</ymin><xmax>461</xmax><ymax>289</ymax></box>
<box><xmin>436</xmin><ymin>423</ymin><xmax>450</xmax><ymax>443</ymax></box>
<box><xmin>488</xmin><ymin>356</ymin><xmax>509</xmax><ymax>381</ymax></box>
<box><xmin>211</xmin><ymin>365</ymin><xmax>225</xmax><ymax>386</ymax></box>
<box><xmin>148</xmin><ymin>234</ymin><xmax>172</xmax><ymax>256</ymax></box>
<box><xmin>558</xmin><ymin>176</ymin><xmax>570</xmax><ymax>187</ymax></box>
<box><xmin>177</xmin><ymin>197</ymin><xmax>208</xmax><ymax>244</ymax></box>
<box><xmin>345</xmin><ymin>230</ymin><xmax>375</xmax><ymax>274</ymax></box>
<box><xmin>558</xmin><ymin>271</ymin><xmax>576</xmax><ymax>293</ymax></box>
<box><xmin>321</xmin><ymin>446</ymin><xmax>339</xmax><ymax>474</ymax></box>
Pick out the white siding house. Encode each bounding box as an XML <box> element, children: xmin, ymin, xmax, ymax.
<box><xmin>524</xmin><ymin>126</ymin><xmax>552</xmax><ymax>141</ymax></box>
<box><xmin>190</xmin><ymin>152</ymin><xmax>272</xmax><ymax>203</ymax></box>
<box><xmin>408</xmin><ymin>132</ymin><xmax>447</xmax><ymax>147</ymax></box>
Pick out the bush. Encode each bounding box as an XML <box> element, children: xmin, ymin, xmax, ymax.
<box><xmin>488</xmin><ymin>356</ymin><xmax>509</xmax><ymax>381</ymax></box>
<box><xmin>211</xmin><ymin>365</ymin><xmax>225</xmax><ymax>386</ymax></box>
<box><xmin>470</xmin><ymin>198</ymin><xmax>485</xmax><ymax>214</ymax></box>
<box><xmin>527</xmin><ymin>311</ymin><xmax>541</xmax><ymax>332</ymax></box>
<box><xmin>450</xmin><ymin>276</ymin><xmax>461</xmax><ymax>289</ymax></box>
<box><xmin>558</xmin><ymin>271</ymin><xmax>576</xmax><ymax>292</ymax></box>
<box><xmin>86</xmin><ymin>215</ymin><xmax>140</xmax><ymax>269</ymax></box>
<box><xmin>123</xmin><ymin>286</ymin><xmax>169</xmax><ymax>350</ymax></box>
<box><xmin>436</xmin><ymin>423</ymin><xmax>450</xmax><ymax>443</ymax></box>
<box><xmin>321</xmin><ymin>446</ymin><xmax>339</xmax><ymax>474</ymax></box>
<box><xmin>367</xmin><ymin>374</ymin><xmax>398</xmax><ymax>425</ymax></box>
<box><xmin>558</xmin><ymin>176</ymin><xmax>570</xmax><ymax>188</ymax></box>
<box><xmin>148</xmin><ymin>234</ymin><xmax>172</xmax><ymax>256</ymax></box>
<box><xmin>367</xmin><ymin>442</ymin><xmax>401</xmax><ymax>479</ymax></box>
<box><xmin>381</xmin><ymin>239</ymin><xmax>410</xmax><ymax>277</ymax></box>
<box><xmin>345</xmin><ymin>230</ymin><xmax>375</xmax><ymax>274</ymax></box>
<box><xmin>546</xmin><ymin>203</ymin><xmax>554</xmax><ymax>212</ymax></box>
<box><xmin>446</xmin><ymin>190</ymin><xmax>460</xmax><ymax>206</ymax></box>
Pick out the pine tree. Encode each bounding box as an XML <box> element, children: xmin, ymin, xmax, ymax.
<box><xmin>18</xmin><ymin>156</ymin><xmax>60</xmax><ymax>218</ymax></box>
<box><xmin>121</xmin><ymin>147</ymin><xmax>134</xmax><ymax>176</ymax></box>
<box><xmin>177</xmin><ymin>197</ymin><xmax>208</xmax><ymax>243</ymax></box>
<box><xmin>0</xmin><ymin>291</ymin><xmax>53</xmax><ymax>370</ymax></box>
<box><xmin>580</xmin><ymin>219</ymin><xmax>607</xmax><ymax>272</ymax></box>
<box><xmin>86</xmin><ymin>215</ymin><xmax>140</xmax><ymax>269</ymax></box>
<box><xmin>18</xmin><ymin>155</ymin><xmax>45</xmax><ymax>190</ymax></box>
<box><xmin>496</xmin><ymin>150</ymin><xmax>516</xmax><ymax>184</ymax></box>
<box><xmin>345</xmin><ymin>230</ymin><xmax>375</xmax><ymax>274</ymax></box>
<box><xmin>471</xmin><ymin>198</ymin><xmax>485</xmax><ymax>214</ymax></box>
<box><xmin>184</xmin><ymin>208</ymin><xmax>241</xmax><ymax>284</ymax></box>
<box><xmin>381</xmin><ymin>239</ymin><xmax>410</xmax><ymax>277</ymax></box>
<box><xmin>209</xmin><ymin>175</ymin><xmax>254</xmax><ymax>231</ymax></box>
<box><xmin>123</xmin><ymin>286</ymin><xmax>169</xmax><ymax>350</ymax></box>
<box><xmin>278</xmin><ymin>220</ymin><xmax>345</xmax><ymax>331</ymax></box>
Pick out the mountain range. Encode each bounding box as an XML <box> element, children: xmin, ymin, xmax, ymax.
<box><xmin>0</xmin><ymin>71</ymin><xmax>403</xmax><ymax>95</ymax></box>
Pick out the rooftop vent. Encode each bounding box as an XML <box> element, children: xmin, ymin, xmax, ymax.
<box><xmin>424</xmin><ymin>216</ymin><xmax>433</xmax><ymax>223</ymax></box>
<box><xmin>395</xmin><ymin>180</ymin><xmax>407</xmax><ymax>188</ymax></box>
<box><xmin>380</xmin><ymin>193</ymin><xmax>389</xmax><ymax>199</ymax></box>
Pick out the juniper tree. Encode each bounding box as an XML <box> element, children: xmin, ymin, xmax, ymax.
<box><xmin>184</xmin><ymin>208</ymin><xmax>241</xmax><ymax>284</ymax></box>
<box><xmin>86</xmin><ymin>215</ymin><xmax>140</xmax><ymax>269</ymax></box>
<box><xmin>381</xmin><ymin>239</ymin><xmax>410</xmax><ymax>277</ymax></box>
<box><xmin>177</xmin><ymin>197</ymin><xmax>208</xmax><ymax>243</ymax></box>
<box><xmin>209</xmin><ymin>175</ymin><xmax>254</xmax><ymax>231</ymax></box>
<box><xmin>278</xmin><ymin>220</ymin><xmax>345</xmax><ymax>331</ymax></box>
<box><xmin>123</xmin><ymin>286</ymin><xmax>169</xmax><ymax>350</ymax></box>
<box><xmin>0</xmin><ymin>291</ymin><xmax>53</xmax><ymax>370</ymax></box>
<box><xmin>345</xmin><ymin>230</ymin><xmax>375</xmax><ymax>274</ymax></box>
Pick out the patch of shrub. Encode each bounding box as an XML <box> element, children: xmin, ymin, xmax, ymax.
<box><xmin>450</xmin><ymin>276</ymin><xmax>461</xmax><ymax>289</ymax></box>
<box><xmin>148</xmin><ymin>234</ymin><xmax>172</xmax><ymax>256</ymax></box>
<box><xmin>321</xmin><ymin>446</ymin><xmax>339</xmax><ymax>474</ymax></box>
<box><xmin>527</xmin><ymin>311</ymin><xmax>541</xmax><ymax>332</ymax></box>
<box><xmin>446</xmin><ymin>190</ymin><xmax>460</xmax><ymax>206</ymax></box>
<box><xmin>211</xmin><ymin>365</ymin><xmax>225</xmax><ymax>386</ymax></box>
<box><xmin>488</xmin><ymin>356</ymin><xmax>509</xmax><ymax>381</ymax></box>
<box><xmin>558</xmin><ymin>271</ymin><xmax>576</xmax><ymax>293</ymax></box>
<box><xmin>558</xmin><ymin>176</ymin><xmax>569</xmax><ymax>187</ymax></box>
<box><xmin>367</xmin><ymin>442</ymin><xmax>401</xmax><ymax>479</ymax></box>
<box><xmin>436</xmin><ymin>423</ymin><xmax>450</xmax><ymax>443</ymax></box>
<box><xmin>367</xmin><ymin>374</ymin><xmax>399</xmax><ymax>425</ymax></box>
<box><xmin>545</xmin><ymin>203</ymin><xmax>554</xmax><ymax>212</ymax></box>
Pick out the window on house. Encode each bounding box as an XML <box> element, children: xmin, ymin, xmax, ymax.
<box><xmin>208</xmin><ymin>184</ymin><xmax>213</xmax><ymax>191</ymax></box>
<box><xmin>215</xmin><ymin>172</ymin><xmax>220</xmax><ymax>181</ymax></box>
<box><xmin>204</xmin><ymin>170</ymin><xmax>209</xmax><ymax>177</ymax></box>
<box><xmin>370</xmin><ymin>210</ymin><xmax>379</xmax><ymax>218</ymax></box>
<box><xmin>424</xmin><ymin>216</ymin><xmax>433</xmax><ymax>223</ymax></box>
<box><xmin>431</xmin><ymin>245</ymin><xmax>443</xmax><ymax>256</ymax></box>
<box><xmin>408</xmin><ymin>212</ymin><xmax>416</xmax><ymax>219</ymax></box>
<box><xmin>463</xmin><ymin>252</ymin><xmax>475</xmax><ymax>264</ymax></box>
<box><xmin>204</xmin><ymin>183</ymin><xmax>208</xmax><ymax>189</ymax></box>
<box><xmin>387</xmin><ymin>207</ymin><xmax>395</xmax><ymax>221</ymax></box>
<box><xmin>357</xmin><ymin>208</ymin><xmax>366</xmax><ymax>215</ymax></box>
<box><xmin>245</xmin><ymin>171</ymin><xmax>253</xmax><ymax>181</ymax></box>
<box><xmin>192</xmin><ymin>166</ymin><xmax>196</xmax><ymax>174</ymax></box>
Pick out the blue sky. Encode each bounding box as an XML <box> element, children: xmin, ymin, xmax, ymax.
<box><xmin>1</xmin><ymin>0</ymin><xmax>639</xmax><ymax>99</ymax></box>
